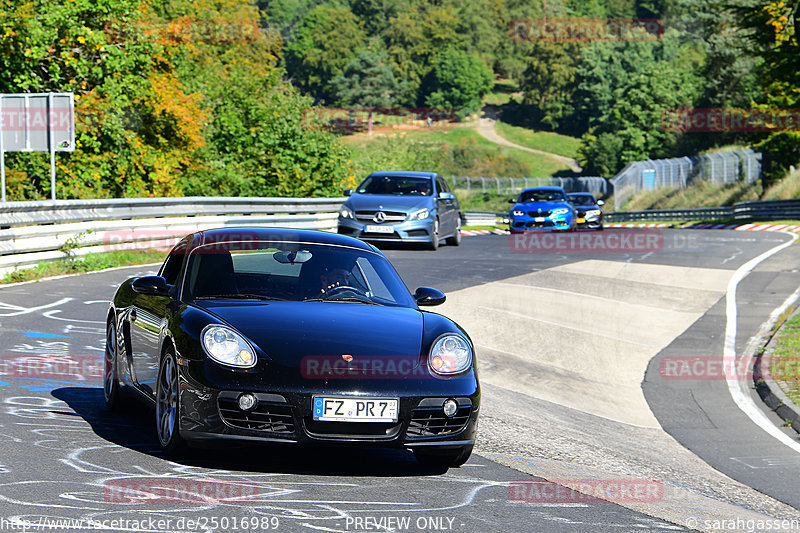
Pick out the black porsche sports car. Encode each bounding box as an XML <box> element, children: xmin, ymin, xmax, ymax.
<box><xmin>105</xmin><ymin>227</ymin><xmax>479</xmax><ymax>468</ymax></box>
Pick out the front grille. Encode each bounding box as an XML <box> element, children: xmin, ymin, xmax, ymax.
<box><xmin>406</xmin><ymin>406</ymin><xmax>471</xmax><ymax>438</ymax></box>
<box><xmin>218</xmin><ymin>395</ymin><xmax>295</xmax><ymax>435</ymax></box>
<box><xmin>527</xmin><ymin>210</ymin><xmax>551</xmax><ymax>217</ymax></box>
<box><xmin>577</xmin><ymin>210</ymin><xmax>586</xmax><ymax>217</ymax></box>
<box><xmin>304</xmin><ymin>419</ymin><xmax>401</xmax><ymax>439</ymax></box>
<box><xmin>525</xmin><ymin>221</ymin><xmax>554</xmax><ymax>228</ymax></box>
<box><xmin>355</xmin><ymin>210</ymin><xmax>407</xmax><ymax>222</ymax></box>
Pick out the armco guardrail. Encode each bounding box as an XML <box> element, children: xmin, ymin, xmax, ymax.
<box><xmin>0</xmin><ymin>197</ymin><xmax>344</xmax><ymax>228</ymax></box>
<box><xmin>605</xmin><ymin>198</ymin><xmax>800</xmax><ymax>223</ymax></box>
<box><xmin>0</xmin><ymin>197</ymin><xmax>345</xmax><ymax>275</ymax></box>
<box><xmin>462</xmin><ymin>211</ymin><xmax>499</xmax><ymax>226</ymax></box>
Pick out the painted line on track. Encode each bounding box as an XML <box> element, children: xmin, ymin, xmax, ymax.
<box><xmin>724</xmin><ymin>230</ymin><xmax>800</xmax><ymax>454</ymax></box>
<box><xmin>463</xmin><ymin>224</ymin><xmax>800</xmax><ymax>236</ymax></box>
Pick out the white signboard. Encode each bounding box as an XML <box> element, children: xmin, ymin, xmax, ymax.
<box><xmin>0</xmin><ymin>93</ymin><xmax>75</xmax><ymax>202</ymax></box>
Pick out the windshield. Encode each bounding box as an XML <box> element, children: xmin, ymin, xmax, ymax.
<box><xmin>568</xmin><ymin>194</ymin><xmax>597</xmax><ymax>205</ymax></box>
<box><xmin>356</xmin><ymin>175</ymin><xmax>433</xmax><ymax>196</ymax></box>
<box><xmin>519</xmin><ymin>190</ymin><xmax>566</xmax><ymax>203</ymax></box>
<box><xmin>184</xmin><ymin>241</ymin><xmax>415</xmax><ymax>307</ymax></box>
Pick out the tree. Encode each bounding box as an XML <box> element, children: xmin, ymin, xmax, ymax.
<box><xmin>349</xmin><ymin>0</ymin><xmax>402</xmax><ymax>34</ymax></box>
<box><xmin>578</xmin><ymin>61</ymin><xmax>700</xmax><ymax>175</ymax></box>
<box><xmin>0</xmin><ymin>0</ymin><xmax>355</xmax><ymax>200</ymax></box>
<box><xmin>332</xmin><ymin>46</ymin><xmax>401</xmax><ymax>134</ymax></box>
<box><xmin>284</xmin><ymin>4</ymin><xmax>366</xmax><ymax>103</ymax></box>
<box><xmin>728</xmin><ymin>0</ymin><xmax>800</xmax><ymax>184</ymax></box>
<box><xmin>421</xmin><ymin>47</ymin><xmax>494</xmax><ymax>117</ymax></box>
<box><xmin>382</xmin><ymin>3</ymin><xmax>461</xmax><ymax>105</ymax></box>
<box><xmin>519</xmin><ymin>42</ymin><xmax>581</xmax><ymax>130</ymax></box>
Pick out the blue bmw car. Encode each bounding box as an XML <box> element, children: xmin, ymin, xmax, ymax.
<box><xmin>508</xmin><ymin>186</ymin><xmax>577</xmax><ymax>233</ymax></box>
<box><xmin>337</xmin><ymin>171</ymin><xmax>461</xmax><ymax>250</ymax></box>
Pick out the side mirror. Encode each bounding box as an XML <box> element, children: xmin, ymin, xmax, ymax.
<box><xmin>343</xmin><ymin>188</ymin><xmax>353</xmax><ymax>197</ymax></box>
<box><xmin>132</xmin><ymin>276</ymin><xmax>172</xmax><ymax>296</ymax></box>
<box><xmin>439</xmin><ymin>191</ymin><xmax>456</xmax><ymax>200</ymax></box>
<box><xmin>508</xmin><ymin>198</ymin><xmax>517</xmax><ymax>204</ymax></box>
<box><xmin>414</xmin><ymin>287</ymin><xmax>446</xmax><ymax>307</ymax></box>
<box><xmin>597</xmin><ymin>200</ymin><xmax>605</xmax><ymax>206</ymax></box>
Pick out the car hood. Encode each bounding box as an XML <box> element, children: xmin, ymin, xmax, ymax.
<box><xmin>345</xmin><ymin>194</ymin><xmax>431</xmax><ymax>214</ymax></box>
<box><xmin>513</xmin><ymin>200</ymin><xmax>570</xmax><ymax>212</ymax></box>
<box><xmin>197</xmin><ymin>300</ymin><xmax>423</xmax><ymax>368</ymax></box>
<box><xmin>572</xmin><ymin>203</ymin><xmax>600</xmax><ymax>209</ymax></box>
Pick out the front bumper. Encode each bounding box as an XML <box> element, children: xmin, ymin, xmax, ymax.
<box><xmin>509</xmin><ymin>214</ymin><xmax>572</xmax><ymax>233</ymax></box>
<box><xmin>176</xmin><ymin>364</ymin><xmax>480</xmax><ymax>449</ymax></box>
<box><xmin>337</xmin><ymin>217</ymin><xmax>434</xmax><ymax>243</ymax></box>
<box><xmin>576</xmin><ymin>212</ymin><xmax>603</xmax><ymax>230</ymax></box>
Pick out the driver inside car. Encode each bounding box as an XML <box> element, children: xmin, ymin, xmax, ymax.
<box><xmin>318</xmin><ymin>266</ymin><xmax>351</xmax><ymax>296</ymax></box>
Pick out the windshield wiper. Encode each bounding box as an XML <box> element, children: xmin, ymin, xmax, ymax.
<box><xmin>195</xmin><ymin>293</ymin><xmax>282</xmax><ymax>301</ymax></box>
<box><xmin>305</xmin><ymin>297</ymin><xmax>381</xmax><ymax>305</ymax></box>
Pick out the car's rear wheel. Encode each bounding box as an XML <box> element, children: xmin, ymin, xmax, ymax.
<box><xmin>104</xmin><ymin>319</ymin><xmax>120</xmax><ymax>411</ymax></box>
<box><xmin>413</xmin><ymin>444</ymin><xmax>473</xmax><ymax>469</ymax></box>
<box><xmin>445</xmin><ymin>216</ymin><xmax>462</xmax><ymax>246</ymax></box>
<box><xmin>427</xmin><ymin>218</ymin><xmax>440</xmax><ymax>250</ymax></box>
<box><xmin>156</xmin><ymin>350</ymin><xmax>186</xmax><ymax>455</ymax></box>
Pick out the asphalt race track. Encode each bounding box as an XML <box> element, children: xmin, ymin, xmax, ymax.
<box><xmin>0</xmin><ymin>228</ymin><xmax>799</xmax><ymax>532</ymax></box>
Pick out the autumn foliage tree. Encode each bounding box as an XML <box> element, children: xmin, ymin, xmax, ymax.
<box><xmin>0</xmin><ymin>0</ymin><xmax>353</xmax><ymax>200</ymax></box>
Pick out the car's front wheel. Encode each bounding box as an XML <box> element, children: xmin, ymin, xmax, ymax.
<box><xmin>445</xmin><ymin>216</ymin><xmax>462</xmax><ymax>246</ymax></box>
<box><xmin>156</xmin><ymin>350</ymin><xmax>186</xmax><ymax>456</ymax></box>
<box><xmin>413</xmin><ymin>444</ymin><xmax>473</xmax><ymax>469</ymax></box>
<box><xmin>427</xmin><ymin>218</ymin><xmax>440</xmax><ymax>250</ymax></box>
<box><xmin>104</xmin><ymin>319</ymin><xmax>120</xmax><ymax>411</ymax></box>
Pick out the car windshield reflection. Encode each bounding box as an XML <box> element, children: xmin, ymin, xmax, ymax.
<box><xmin>356</xmin><ymin>175</ymin><xmax>433</xmax><ymax>196</ymax></box>
<box><xmin>519</xmin><ymin>191</ymin><xmax>566</xmax><ymax>202</ymax></box>
<box><xmin>183</xmin><ymin>241</ymin><xmax>414</xmax><ymax>307</ymax></box>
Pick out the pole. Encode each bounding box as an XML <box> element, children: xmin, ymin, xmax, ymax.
<box><xmin>48</xmin><ymin>93</ymin><xmax>56</xmax><ymax>201</ymax></box>
<box><xmin>0</xmin><ymin>95</ymin><xmax>5</xmax><ymax>203</ymax></box>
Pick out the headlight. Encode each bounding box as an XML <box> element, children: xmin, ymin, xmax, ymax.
<box><xmin>586</xmin><ymin>209</ymin><xmax>601</xmax><ymax>216</ymax></box>
<box><xmin>340</xmin><ymin>206</ymin><xmax>355</xmax><ymax>219</ymax></box>
<box><xmin>512</xmin><ymin>209</ymin><xmax>525</xmax><ymax>217</ymax></box>
<box><xmin>429</xmin><ymin>334</ymin><xmax>472</xmax><ymax>375</ymax></box>
<box><xmin>201</xmin><ymin>325</ymin><xmax>256</xmax><ymax>368</ymax></box>
<box><xmin>552</xmin><ymin>208</ymin><xmax>569</xmax><ymax>215</ymax></box>
<box><xmin>408</xmin><ymin>208</ymin><xmax>430</xmax><ymax>221</ymax></box>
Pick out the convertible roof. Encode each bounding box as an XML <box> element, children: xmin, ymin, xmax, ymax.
<box><xmin>192</xmin><ymin>227</ymin><xmax>375</xmax><ymax>251</ymax></box>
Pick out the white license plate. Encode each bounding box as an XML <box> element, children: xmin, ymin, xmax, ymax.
<box><xmin>313</xmin><ymin>397</ymin><xmax>399</xmax><ymax>422</ymax></box>
<box><xmin>364</xmin><ymin>224</ymin><xmax>394</xmax><ymax>234</ymax></box>
<box><xmin>535</xmin><ymin>217</ymin><xmax>546</xmax><ymax>222</ymax></box>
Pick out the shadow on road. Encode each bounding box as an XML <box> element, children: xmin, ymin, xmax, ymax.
<box><xmin>52</xmin><ymin>386</ymin><xmax>448</xmax><ymax>477</ymax></box>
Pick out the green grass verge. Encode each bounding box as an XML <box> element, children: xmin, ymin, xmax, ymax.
<box><xmin>494</xmin><ymin>121</ymin><xmax>582</xmax><ymax>159</ymax></box>
<box><xmin>462</xmin><ymin>225</ymin><xmax>501</xmax><ymax>232</ymax></box>
<box><xmin>769</xmin><ymin>311</ymin><xmax>800</xmax><ymax>407</ymax></box>
<box><xmin>621</xmin><ymin>181</ymin><xmax>762</xmax><ymax>211</ymax></box>
<box><xmin>342</xmin><ymin>126</ymin><xmax>571</xmax><ymax>180</ymax></box>
<box><xmin>454</xmin><ymin>189</ymin><xmax>515</xmax><ymax>213</ymax></box>
<box><xmin>1</xmin><ymin>249</ymin><xmax>166</xmax><ymax>284</ymax></box>
<box><xmin>763</xmin><ymin>168</ymin><xmax>800</xmax><ymax>200</ymax></box>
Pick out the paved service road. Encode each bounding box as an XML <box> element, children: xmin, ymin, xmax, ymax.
<box><xmin>0</xmin><ymin>228</ymin><xmax>798</xmax><ymax>532</ymax></box>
